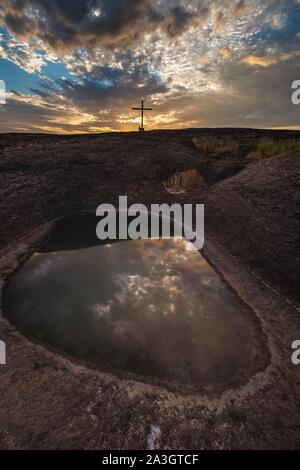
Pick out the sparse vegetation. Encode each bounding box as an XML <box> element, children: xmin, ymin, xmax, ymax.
<box><xmin>248</xmin><ymin>138</ymin><xmax>300</xmax><ymax>160</ymax></box>
<box><xmin>164</xmin><ymin>169</ymin><xmax>204</xmax><ymax>194</ymax></box>
<box><xmin>192</xmin><ymin>136</ymin><xmax>239</xmax><ymax>155</ymax></box>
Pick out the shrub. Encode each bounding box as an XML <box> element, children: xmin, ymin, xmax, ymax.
<box><xmin>248</xmin><ymin>138</ymin><xmax>300</xmax><ymax>160</ymax></box>
<box><xmin>164</xmin><ymin>169</ymin><xmax>204</xmax><ymax>194</ymax></box>
<box><xmin>192</xmin><ymin>136</ymin><xmax>239</xmax><ymax>155</ymax></box>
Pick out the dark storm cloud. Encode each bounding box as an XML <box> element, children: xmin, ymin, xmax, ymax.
<box><xmin>39</xmin><ymin>60</ymin><xmax>168</xmax><ymax>114</ymax></box>
<box><xmin>2</xmin><ymin>50</ymin><xmax>300</xmax><ymax>133</ymax></box>
<box><xmin>0</xmin><ymin>57</ymin><xmax>168</xmax><ymax>132</ymax></box>
<box><xmin>4</xmin><ymin>11</ymin><xmax>36</xmax><ymax>36</ymax></box>
<box><xmin>1</xmin><ymin>0</ymin><xmax>300</xmax><ymax>133</ymax></box>
<box><xmin>0</xmin><ymin>0</ymin><xmax>200</xmax><ymax>50</ymax></box>
<box><xmin>166</xmin><ymin>5</ymin><xmax>199</xmax><ymax>37</ymax></box>
<box><xmin>166</xmin><ymin>53</ymin><xmax>300</xmax><ymax>129</ymax></box>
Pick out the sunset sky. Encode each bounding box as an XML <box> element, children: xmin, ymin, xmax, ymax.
<box><xmin>0</xmin><ymin>0</ymin><xmax>300</xmax><ymax>133</ymax></box>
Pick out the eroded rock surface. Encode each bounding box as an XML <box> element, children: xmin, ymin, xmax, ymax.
<box><xmin>0</xmin><ymin>129</ymin><xmax>300</xmax><ymax>449</ymax></box>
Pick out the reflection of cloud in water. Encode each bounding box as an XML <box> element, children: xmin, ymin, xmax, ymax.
<box><xmin>90</xmin><ymin>302</ymin><xmax>112</xmax><ymax>319</ymax></box>
<box><xmin>6</xmin><ymin>237</ymin><xmax>267</xmax><ymax>391</ymax></box>
<box><xmin>23</xmin><ymin>252</ymin><xmax>68</xmax><ymax>283</ymax></box>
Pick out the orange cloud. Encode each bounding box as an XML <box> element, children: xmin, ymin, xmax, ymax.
<box><xmin>242</xmin><ymin>51</ymin><xmax>300</xmax><ymax>67</ymax></box>
<box><xmin>220</xmin><ymin>47</ymin><xmax>231</xmax><ymax>59</ymax></box>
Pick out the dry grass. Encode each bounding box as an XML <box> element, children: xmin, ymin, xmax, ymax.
<box><xmin>164</xmin><ymin>169</ymin><xmax>204</xmax><ymax>194</ymax></box>
<box><xmin>248</xmin><ymin>138</ymin><xmax>300</xmax><ymax>160</ymax></box>
<box><xmin>192</xmin><ymin>136</ymin><xmax>239</xmax><ymax>155</ymax></box>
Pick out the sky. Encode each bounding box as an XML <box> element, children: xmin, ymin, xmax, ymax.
<box><xmin>0</xmin><ymin>0</ymin><xmax>300</xmax><ymax>133</ymax></box>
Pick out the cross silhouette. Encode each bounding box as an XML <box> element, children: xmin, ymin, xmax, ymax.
<box><xmin>132</xmin><ymin>100</ymin><xmax>152</xmax><ymax>131</ymax></box>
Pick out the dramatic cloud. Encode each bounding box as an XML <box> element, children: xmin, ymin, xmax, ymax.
<box><xmin>0</xmin><ymin>0</ymin><xmax>201</xmax><ymax>50</ymax></box>
<box><xmin>0</xmin><ymin>0</ymin><xmax>300</xmax><ymax>132</ymax></box>
<box><xmin>0</xmin><ymin>32</ymin><xmax>46</xmax><ymax>73</ymax></box>
<box><xmin>242</xmin><ymin>51</ymin><xmax>300</xmax><ymax>67</ymax></box>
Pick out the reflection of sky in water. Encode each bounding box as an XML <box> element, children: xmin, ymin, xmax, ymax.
<box><xmin>6</xmin><ymin>238</ymin><xmax>265</xmax><ymax>391</ymax></box>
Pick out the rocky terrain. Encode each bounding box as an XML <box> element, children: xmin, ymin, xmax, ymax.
<box><xmin>0</xmin><ymin>128</ymin><xmax>300</xmax><ymax>449</ymax></box>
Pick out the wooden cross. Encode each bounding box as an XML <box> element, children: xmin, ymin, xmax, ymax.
<box><xmin>132</xmin><ymin>100</ymin><xmax>152</xmax><ymax>131</ymax></box>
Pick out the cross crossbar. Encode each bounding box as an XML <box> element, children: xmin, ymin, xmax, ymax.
<box><xmin>132</xmin><ymin>100</ymin><xmax>152</xmax><ymax>131</ymax></box>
